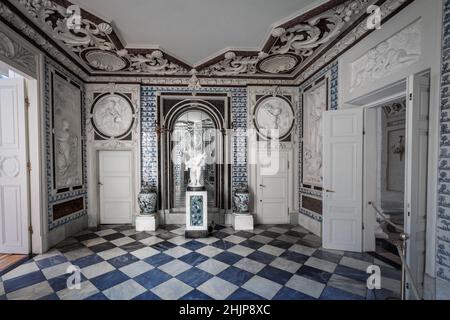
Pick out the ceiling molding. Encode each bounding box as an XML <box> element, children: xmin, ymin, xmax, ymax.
<box><xmin>1</xmin><ymin>0</ymin><xmax>412</xmax><ymax>82</ymax></box>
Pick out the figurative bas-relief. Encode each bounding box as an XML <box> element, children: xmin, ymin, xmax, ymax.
<box><xmin>350</xmin><ymin>20</ymin><xmax>422</xmax><ymax>91</ymax></box>
<box><xmin>92</xmin><ymin>94</ymin><xmax>134</xmax><ymax>138</ymax></box>
<box><xmin>52</xmin><ymin>72</ymin><xmax>83</xmax><ymax>190</ymax></box>
<box><xmin>302</xmin><ymin>79</ymin><xmax>328</xmax><ymax>187</ymax></box>
<box><xmin>253</xmin><ymin>96</ymin><xmax>294</xmax><ymax>140</ymax></box>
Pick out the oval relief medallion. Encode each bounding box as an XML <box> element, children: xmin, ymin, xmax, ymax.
<box><xmin>92</xmin><ymin>94</ymin><xmax>134</xmax><ymax>138</ymax></box>
<box><xmin>85</xmin><ymin>50</ymin><xmax>128</xmax><ymax>72</ymax></box>
<box><xmin>258</xmin><ymin>54</ymin><xmax>298</xmax><ymax>74</ymax></box>
<box><xmin>253</xmin><ymin>96</ymin><xmax>294</xmax><ymax>140</ymax></box>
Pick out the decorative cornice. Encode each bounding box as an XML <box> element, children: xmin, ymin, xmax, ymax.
<box><xmin>1</xmin><ymin>0</ymin><xmax>412</xmax><ymax>83</ymax></box>
<box><xmin>296</xmin><ymin>0</ymin><xmax>411</xmax><ymax>85</ymax></box>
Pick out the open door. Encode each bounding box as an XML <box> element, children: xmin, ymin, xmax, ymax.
<box><xmin>404</xmin><ymin>73</ymin><xmax>430</xmax><ymax>299</ymax></box>
<box><xmin>0</xmin><ymin>78</ymin><xmax>30</xmax><ymax>254</ymax></box>
<box><xmin>323</xmin><ymin>108</ymin><xmax>363</xmax><ymax>252</ymax></box>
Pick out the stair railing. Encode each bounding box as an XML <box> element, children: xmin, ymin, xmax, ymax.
<box><xmin>369</xmin><ymin>202</ymin><xmax>421</xmax><ymax>300</ymax></box>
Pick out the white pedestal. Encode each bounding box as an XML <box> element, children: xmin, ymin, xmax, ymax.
<box><xmin>233</xmin><ymin>213</ymin><xmax>254</xmax><ymax>231</ymax></box>
<box><xmin>185</xmin><ymin>190</ymin><xmax>208</xmax><ymax>238</ymax></box>
<box><xmin>135</xmin><ymin>214</ymin><xmax>158</xmax><ymax>232</ymax></box>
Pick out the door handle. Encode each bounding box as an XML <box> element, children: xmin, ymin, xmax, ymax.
<box><xmin>325</xmin><ymin>189</ymin><xmax>335</xmax><ymax>193</ymax></box>
<box><xmin>98</xmin><ymin>181</ymin><xmax>103</xmax><ymax>186</ymax></box>
<box><xmin>259</xmin><ymin>184</ymin><xmax>266</xmax><ymax>188</ymax></box>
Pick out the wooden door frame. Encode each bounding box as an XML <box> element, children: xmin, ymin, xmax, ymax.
<box><xmin>97</xmin><ymin>149</ymin><xmax>135</xmax><ymax>225</ymax></box>
<box><xmin>254</xmin><ymin>146</ymin><xmax>294</xmax><ymax>225</ymax></box>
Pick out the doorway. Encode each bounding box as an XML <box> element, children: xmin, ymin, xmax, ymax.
<box><xmin>256</xmin><ymin>150</ymin><xmax>291</xmax><ymax>224</ymax></box>
<box><xmin>322</xmin><ymin>72</ymin><xmax>431</xmax><ymax>299</ymax></box>
<box><xmin>0</xmin><ymin>60</ymin><xmax>40</xmax><ymax>269</ymax></box>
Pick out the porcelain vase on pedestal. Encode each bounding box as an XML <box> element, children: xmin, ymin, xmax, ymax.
<box><xmin>233</xmin><ymin>186</ymin><xmax>254</xmax><ymax>231</ymax></box>
<box><xmin>136</xmin><ymin>185</ymin><xmax>158</xmax><ymax>232</ymax></box>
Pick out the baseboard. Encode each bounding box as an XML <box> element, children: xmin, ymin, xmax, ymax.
<box><xmin>298</xmin><ymin>213</ymin><xmax>322</xmax><ymax>237</ymax></box>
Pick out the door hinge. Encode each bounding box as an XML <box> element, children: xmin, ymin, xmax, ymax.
<box><xmin>28</xmin><ymin>225</ymin><xmax>33</xmax><ymax>234</ymax></box>
<box><xmin>409</xmin><ymin>93</ymin><xmax>413</xmax><ymax>101</ymax></box>
<box><xmin>25</xmin><ymin>97</ymin><xmax>30</xmax><ymax>108</ymax></box>
<box><xmin>288</xmin><ymin>161</ymin><xmax>290</xmax><ymax>169</ymax></box>
<box><xmin>27</xmin><ymin>161</ymin><xmax>32</xmax><ymax>172</ymax></box>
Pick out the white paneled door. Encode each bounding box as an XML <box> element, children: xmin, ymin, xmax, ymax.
<box><xmin>322</xmin><ymin>109</ymin><xmax>363</xmax><ymax>252</ymax></box>
<box><xmin>99</xmin><ymin>151</ymin><xmax>134</xmax><ymax>224</ymax></box>
<box><xmin>0</xmin><ymin>78</ymin><xmax>30</xmax><ymax>254</ymax></box>
<box><xmin>405</xmin><ymin>73</ymin><xmax>430</xmax><ymax>299</ymax></box>
<box><xmin>257</xmin><ymin>151</ymin><xmax>290</xmax><ymax>224</ymax></box>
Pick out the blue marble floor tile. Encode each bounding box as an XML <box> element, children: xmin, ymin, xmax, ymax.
<box><xmin>258</xmin><ymin>266</ymin><xmax>293</xmax><ymax>285</ymax></box>
<box><xmin>35</xmin><ymin>255</ymin><xmax>68</xmax><ymax>269</ymax></box>
<box><xmin>247</xmin><ymin>251</ymin><xmax>277</xmax><ymax>265</ymax></box>
<box><xmin>218</xmin><ymin>267</ymin><xmax>253</xmax><ymax>286</ymax></box>
<box><xmin>3</xmin><ymin>271</ymin><xmax>46</xmax><ymax>293</ymax></box>
<box><xmin>182</xmin><ymin>240</ymin><xmax>206</xmax><ymax>251</ymax></box>
<box><xmin>181</xmin><ymin>289</ymin><xmax>214</xmax><ymax>300</ymax></box>
<box><xmin>280</xmin><ymin>251</ymin><xmax>309</xmax><ymax>264</ymax></box>
<box><xmin>134</xmin><ymin>269</ymin><xmax>172</xmax><ymax>290</ymax></box>
<box><xmin>177</xmin><ymin>268</ymin><xmax>213</xmax><ymax>288</ymax></box>
<box><xmin>211</xmin><ymin>240</ymin><xmax>235</xmax><ymax>250</ymax></box>
<box><xmin>320</xmin><ymin>286</ymin><xmax>364</xmax><ymax>300</ymax></box>
<box><xmin>227</xmin><ymin>288</ymin><xmax>266</xmax><ymax>300</ymax></box>
<box><xmin>48</xmin><ymin>273</ymin><xmax>88</xmax><ymax>292</ymax></box>
<box><xmin>86</xmin><ymin>292</ymin><xmax>109</xmax><ymax>300</ymax></box>
<box><xmin>239</xmin><ymin>240</ymin><xmax>264</xmax><ymax>250</ymax></box>
<box><xmin>214</xmin><ymin>252</ymin><xmax>243</xmax><ymax>265</ymax></box>
<box><xmin>334</xmin><ymin>265</ymin><xmax>368</xmax><ymax>283</ymax></box>
<box><xmin>90</xmin><ymin>270</ymin><xmax>129</xmax><ymax>291</ymax></box>
<box><xmin>296</xmin><ymin>265</ymin><xmax>332</xmax><ymax>284</ymax></box>
<box><xmin>151</xmin><ymin>241</ymin><xmax>177</xmax><ymax>252</ymax></box>
<box><xmin>108</xmin><ymin>253</ymin><xmax>139</xmax><ymax>268</ymax></box>
<box><xmin>72</xmin><ymin>254</ymin><xmax>104</xmax><ymax>268</ymax></box>
<box><xmin>39</xmin><ymin>293</ymin><xmax>60</xmax><ymax>300</ymax></box>
<box><xmin>273</xmin><ymin>287</ymin><xmax>315</xmax><ymax>300</ymax></box>
<box><xmin>133</xmin><ymin>291</ymin><xmax>161</xmax><ymax>300</ymax></box>
<box><xmin>144</xmin><ymin>253</ymin><xmax>174</xmax><ymax>267</ymax></box>
<box><xmin>179</xmin><ymin>252</ymin><xmax>209</xmax><ymax>266</ymax></box>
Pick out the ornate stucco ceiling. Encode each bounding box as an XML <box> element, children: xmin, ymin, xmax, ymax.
<box><xmin>1</xmin><ymin>0</ymin><xmax>412</xmax><ymax>81</ymax></box>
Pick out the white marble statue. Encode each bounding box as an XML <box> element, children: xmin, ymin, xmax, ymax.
<box><xmin>186</xmin><ymin>151</ymin><xmax>206</xmax><ymax>187</ymax></box>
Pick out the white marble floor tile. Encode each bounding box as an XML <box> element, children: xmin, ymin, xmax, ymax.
<box><xmin>198</xmin><ymin>277</ymin><xmax>238</xmax><ymax>300</ymax></box>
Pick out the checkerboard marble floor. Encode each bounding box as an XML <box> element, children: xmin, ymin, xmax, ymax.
<box><xmin>0</xmin><ymin>224</ymin><xmax>401</xmax><ymax>300</ymax></box>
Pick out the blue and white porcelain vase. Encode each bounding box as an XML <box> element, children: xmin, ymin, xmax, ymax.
<box><xmin>138</xmin><ymin>184</ymin><xmax>157</xmax><ymax>215</ymax></box>
<box><xmin>233</xmin><ymin>186</ymin><xmax>250</xmax><ymax>214</ymax></box>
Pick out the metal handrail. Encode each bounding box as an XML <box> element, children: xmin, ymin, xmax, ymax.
<box><xmin>369</xmin><ymin>202</ymin><xmax>404</xmax><ymax>232</ymax></box>
<box><xmin>393</xmin><ymin>235</ymin><xmax>421</xmax><ymax>300</ymax></box>
<box><xmin>368</xmin><ymin>202</ymin><xmax>421</xmax><ymax>300</ymax></box>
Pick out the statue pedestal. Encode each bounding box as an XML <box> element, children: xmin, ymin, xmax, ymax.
<box><xmin>233</xmin><ymin>213</ymin><xmax>254</xmax><ymax>231</ymax></box>
<box><xmin>185</xmin><ymin>189</ymin><xmax>208</xmax><ymax>238</ymax></box>
<box><xmin>135</xmin><ymin>214</ymin><xmax>158</xmax><ymax>232</ymax></box>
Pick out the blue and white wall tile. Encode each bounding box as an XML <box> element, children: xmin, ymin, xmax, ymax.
<box><xmin>437</xmin><ymin>0</ymin><xmax>450</xmax><ymax>284</ymax></box>
<box><xmin>141</xmin><ymin>86</ymin><xmax>248</xmax><ymax>194</ymax></box>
